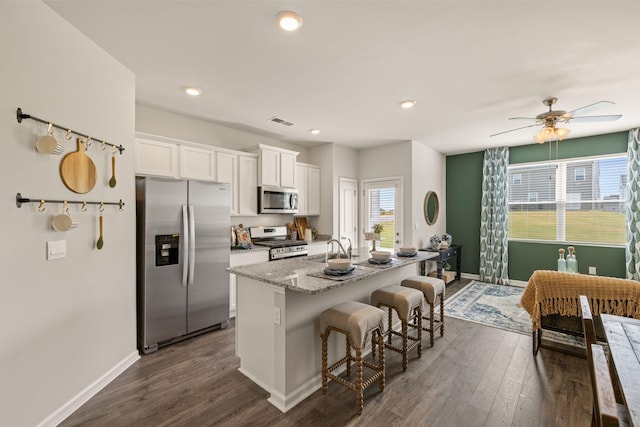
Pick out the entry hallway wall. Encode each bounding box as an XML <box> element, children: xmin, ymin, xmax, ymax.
<box><xmin>0</xmin><ymin>2</ymin><xmax>137</xmax><ymax>426</ymax></box>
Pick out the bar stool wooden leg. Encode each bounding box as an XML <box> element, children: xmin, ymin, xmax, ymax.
<box><xmin>321</xmin><ymin>331</ymin><xmax>328</xmax><ymax>393</ymax></box>
<box><xmin>440</xmin><ymin>293</ymin><xmax>445</xmax><ymax>337</ymax></box>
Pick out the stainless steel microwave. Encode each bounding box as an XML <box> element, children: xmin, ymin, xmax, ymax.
<box><xmin>258</xmin><ymin>186</ymin><xmax>298</xmax><ymax>214</ymax></box>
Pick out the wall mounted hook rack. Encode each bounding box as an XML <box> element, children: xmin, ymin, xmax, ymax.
<box><xmin>16</xmin><ymin>193</ymin><xmax>125</xmax><ymax>211</ymax></box>
<box><xmin>16</xmin><ymin>107</ymin><xmax>125</xmax><ymax>154</ymax></box>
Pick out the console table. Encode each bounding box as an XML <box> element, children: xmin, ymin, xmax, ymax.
<box><xmin>419</xmin><ymin>245</ymin><xmax>462</xmax><ymax>282</ymax></box>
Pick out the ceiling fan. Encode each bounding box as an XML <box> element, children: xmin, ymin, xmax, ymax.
<box><xmin>490</xmin><ymin>97</ymin><xmax>622</xmax><ymax>143</ymax></box>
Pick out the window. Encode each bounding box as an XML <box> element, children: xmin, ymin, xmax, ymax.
<box><xmin>512</xmin><ymin>174</ymin><xmax>522</xmax><ymax>185</ymax></box>
<box><xmin>508</xmin><ymin>154</ymin><xmax>626</xmax><ymax>245</ymax></box>
<box><xmin>363</xmin><ymin>178</ymin><xmax>402</xmax><ymax>252</ymax></box>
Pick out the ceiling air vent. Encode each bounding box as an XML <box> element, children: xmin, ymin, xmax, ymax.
<box><xmin>269</xmin><ymin>116</ymin><xmax>294</xmax><ymax>126</ymax></box>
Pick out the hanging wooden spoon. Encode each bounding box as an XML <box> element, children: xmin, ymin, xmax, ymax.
<box><xmin>108</xmin><ymin>155</ymin><xmax>117</xmax><ymax>188</ymax></box>
<box><xmin>96</xmin><ymin>215</ymin><xmax>104</xmax><ymax>249</ymax></box>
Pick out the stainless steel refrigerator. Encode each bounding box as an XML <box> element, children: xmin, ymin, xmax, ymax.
<box><xmin>136</xmin><ymin>177</ymin><xmax>230</xmax><ymax>354</ymax></box>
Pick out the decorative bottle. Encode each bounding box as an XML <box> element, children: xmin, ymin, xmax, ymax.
<box><xmin>557</xmin><ymin>248</ymin><xmax>566</xmax><ymax>272</ymax></box>
<box><xmin>567</xmin><ymin>246</ymin><xmax>578</xmax><ymax>273</ymax></box>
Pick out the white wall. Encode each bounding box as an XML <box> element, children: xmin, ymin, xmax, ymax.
<box><xmin>411</xmin><ymin>141</ymin><xmax>447</xmax><ymax>249</ymax></box>
<box><xmin>136</xmin><ymin>103</ymin><xmax>311</xmax><ymax>162</ymax></box>
<box><xmin>0</xmin><ymin>3</ymin><xmax>137</xmax><ymax>426</ymax></box>
<box><xmin>358</xmin><ymin>141</ymin><xmax>413</xmax><ymax>247</ymax></box>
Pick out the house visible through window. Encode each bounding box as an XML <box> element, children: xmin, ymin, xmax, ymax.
<box><xmin>513</xmin><ymin>174</ymin><xmax>522</xmax><ymax>185</ymax></box>
<box><xmin>508</xmin><ymin>154</ymin><xmax>627</xmax><ymax>245</ymax></box>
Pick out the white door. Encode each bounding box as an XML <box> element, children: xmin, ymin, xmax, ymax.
<box><xmin>339</xmin><ymin>177</ymin><xmax>358</xmax><ymax>249</ymax></box>
<box><xmin>362</xmin><ymin>178</ymin><xmax>402</xmax><ymax>253</ymax></box>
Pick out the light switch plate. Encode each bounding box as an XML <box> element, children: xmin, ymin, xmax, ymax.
<box><xmin>47</xmin><ymin>240</ymin><xmax>66</xmax><ymax>260</ymax></box>
<box><xmin>588</xmin><ymin>266</ymin><xmax>596</xmax><ymax>275</ymax></box>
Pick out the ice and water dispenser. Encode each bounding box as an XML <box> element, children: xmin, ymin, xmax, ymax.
<box><xmin>155</xmin><ymin>234</ymin><xmax>179</xmax><ymax>266</ymax></box>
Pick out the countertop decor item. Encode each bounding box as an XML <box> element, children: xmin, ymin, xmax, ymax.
<box><xmin>429</xmin><ymin>234</ymin><xmax>441</xmax><ymax>250</ymax></box>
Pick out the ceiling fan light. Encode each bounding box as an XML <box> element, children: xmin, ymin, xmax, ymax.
<box><xmin>277</xmin><ymin>10</ymin><xmax>303</xmax><ymax>31</ymax></box>
<box><xmin>533</xmin><ymin>133</ymin><xmax>545</xmax><ymax>144</ymax></box>
<box><xmin>555</xmin><ymin>127</ymin><xmax>570</xmax><ymax>140</ymax></box>
<box><xmin>541</xmin><ymin>126</ymin><xmax>555</xmax><ymax>139</ymax></box>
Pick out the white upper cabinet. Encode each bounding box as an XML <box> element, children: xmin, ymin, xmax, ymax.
<box><xmin>216</xmin><ymin>151</ymin><xmax>238</xmax><ymax>214</ymax></box>
<box><xmin>246</xmin><ymin>144</ymin><xmax>299</xmax><ymax>188</ymax></box>
<box><xmin>135</xmin><ymin>137</ymin><xmax>179</xmax><ymax>178</ymax></box>
<box><xmin>280</xmin><ymin>152</ymin><xmax>297</xmax><ymax>188</ymax></box>
<box><xmin>180</xmin><ymin>145</ymin><xmax>216</xmax><ymax>181</ymax></box>
<box><xmin>238</xmin><ymin>155</ymin><xmax>258</xmax><ymax>216</ymax></box>
<box><xmin>295</xmin><ymin>162</ymin><xmax>321</xmax><ymax>216</ymax></box>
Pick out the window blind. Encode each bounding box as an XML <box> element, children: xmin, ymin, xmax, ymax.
<box><xmin>508</xmin><ymin>154</ymin><xmax>626</xmax><ymax>245</ymax></box>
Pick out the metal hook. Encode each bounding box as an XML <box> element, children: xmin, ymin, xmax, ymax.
<box><xmin>62</xmin><ymin>200</ymin><xmax>68</xmax><ymax>213</ymax></box>
<box><xmin>101</xmin><ymin>140</ymin><xmax>106</xmax><ymax>150</ymax></box>
<box><xmin>37</xmin><ymin>199</ymin><xmax>46</xmax><ymax>212</ymax></box>
<box><xmin>65</xmin><ymin>129</ymin><xmax>72</xmax><ymax>140</ymax></box>
<box><xmin>81</xmin><ymin>201</ymin><xmax>87</xmax><ymax>212</ymax></box>
<box><xmin>47</xmin><ymin>123</ymin><xmax>53</xmax><ymax>135</ymax></box>
<box><xmin>112</xmin><ymin>145</ymin><xmax>117</xmax><ymax>154</ymax></box>
<box><xmin>99</xmin><ymin>201</ymin><xmax>104</xmax><ymax>212</ymax></box>
<box><xmin>119</xmin><ymin>200</ymin><xmax>124</xmax><ymax>211</ymax></box>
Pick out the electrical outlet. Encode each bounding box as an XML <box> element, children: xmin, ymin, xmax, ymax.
<box><xmin>274</xmin><ymin>307</ymin><xmax>281</xmax><ymax>325</ymax></box>
<box><xmin>589</xmin><ymin>266</ymin><xmax>597</xmax><ymax>275</ymax></box>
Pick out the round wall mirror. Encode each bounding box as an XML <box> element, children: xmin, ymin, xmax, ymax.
<box><xmin>424</xmin><ymin>191</ymin><xmax>439</xmax><ymax>225</ymax></box>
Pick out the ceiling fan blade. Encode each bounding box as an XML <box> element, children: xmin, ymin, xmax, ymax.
<box><xmin>490</xmin><ymin>123</ymin><xmax>542</xmax><ymax>137</ymax></box>
<box><xmin>507</xmin><ymin>116</ymin><xmax>539</xmax><ymax>121</ymax></box>
<box><xmin>565</xmin><ymin>100</ymin><xmax>615</xmax><ymax>116</ymax></box>
<box><xmin>566</xmin><ymin>114</ymin><xmax>622</xmax><ymax>123</ymax></box>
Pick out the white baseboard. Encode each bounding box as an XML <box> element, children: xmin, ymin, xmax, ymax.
<box><xmin>462</xmin><ymin>273</ymin><xmax>527</xmax><ymax>288</ymax></box>
<box><xmin>37</xmin><ymin>350</ymin><xmax>140</xmax><ymax>427</ymax></box>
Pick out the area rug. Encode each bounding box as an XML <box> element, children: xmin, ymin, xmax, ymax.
<box><xmin>443</xmin><ymin>281</ymin><xmax>583</xmax><ymax>348</ymax></box>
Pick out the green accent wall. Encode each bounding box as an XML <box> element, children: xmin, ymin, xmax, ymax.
<box><xmin>446</xmin><ymin>131</ymin><xmax>629</xmax><ymax>281</ymax></box>
<box><xmin>446</xmin><ymin>151</ymin><xmax>484</xmax><ymax>275</ymax></box>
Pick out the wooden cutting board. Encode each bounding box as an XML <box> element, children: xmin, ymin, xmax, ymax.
<box><xmin>60</xmin><ymin>138</ymin><xmax>97</xmax><ymax>194</ymax></box>
<box><xmin>295</xmin><ymin>217</ymin><xmax>309</xmax><ymax>240</ymax></box>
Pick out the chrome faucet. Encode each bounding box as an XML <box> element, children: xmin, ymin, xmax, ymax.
<box><xmin>326</xmin><ymin>238</ymin><xmax>349</xmax><ymax>264</ymax></box>
<box><xmin>341</xmin><ymin>236</ymin><xmax>352</xmax><ymax>259</ymax></box>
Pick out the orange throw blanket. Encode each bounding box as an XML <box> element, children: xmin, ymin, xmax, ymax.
<box><xmin>520</xmin><ymin>270</ymin><xmax>640</xmax><ymax>330</ymax></box>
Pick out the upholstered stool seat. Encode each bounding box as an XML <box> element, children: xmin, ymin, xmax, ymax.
<box><xmin>320</xmin><ymin>301</ymin><xmax>386</xmax><ymax>415</ymax></box>
<box><xmin>371</xmin><ymin>285</ymin><xmax>423</xmax><ymax>371</ymax></box>
<box><xmin>401</xmin><ymin>276</ymin><xmax>445</xmax><ymax>346</ymax></box>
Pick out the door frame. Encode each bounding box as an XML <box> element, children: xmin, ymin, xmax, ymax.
<box><xmin>360</xmin><ymin>176</ymin><xmax>404</xmax><ymax>252</ymax></box>
<box><xmin>338</xmin><ymin>177</ymin><xmax>358</xmax><ymax>249</ymax></box>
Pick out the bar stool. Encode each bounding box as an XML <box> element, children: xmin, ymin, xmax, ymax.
<box><xmin>401</xmin><ymin>276</ymin><xmax>445</xmax><ymax>346</ymax></box>
<box><xmin>371</xmin><ymin>285</ymin><xmax>423</xmax><ymax>371</ymax></box>
<box><xmin>320</xmin><ymin>301</ymin><xmax>386</xmax><ymax>415</ymax></box>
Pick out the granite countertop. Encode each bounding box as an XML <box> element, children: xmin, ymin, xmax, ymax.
<box><xmin>228</xmin><ymin>247</ymin><xmax>437</xmax><ymax>294</ymax></box>
<box><xmin>230</xmin><ymin>245</ymin><xmax>270</xmax><ymax>254</ymax></box>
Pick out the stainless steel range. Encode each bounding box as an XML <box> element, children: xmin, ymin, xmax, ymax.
<box><xmin>249</xmin><ymin>226</ymin><xmax>308</xmax><ymax>260</ymax></box>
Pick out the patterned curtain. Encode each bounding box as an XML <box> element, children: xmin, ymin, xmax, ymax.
<box><xmin>626</xmin><ymin>128</ymin><xmax>640</xmax><ymax>281</ymax></box>
<box><xmin>479</xmin><ymin>147</ymin><xmax>510</xmax><ymax>285</ymax></box>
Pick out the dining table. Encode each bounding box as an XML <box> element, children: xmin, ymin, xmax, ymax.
<box><xmin>601</xmin><ymin>314</ymin><xmax>640</xmax><ymax>427</ymax></box>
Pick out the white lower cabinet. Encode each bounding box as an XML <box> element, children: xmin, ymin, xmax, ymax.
<box><xmin>229</xmin><ymin>249</ymin><xmax>269</xmax><ymax>317</ymax></box>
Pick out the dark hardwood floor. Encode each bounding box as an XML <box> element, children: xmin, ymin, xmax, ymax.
<box><xmin>61</xmin><ymin>279</ymin><xmax>592</xmax><ymax>426</ymax></box>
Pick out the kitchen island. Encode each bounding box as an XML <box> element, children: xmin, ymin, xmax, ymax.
<box><xmin>228</xmin><ymin>248</ymin><xmax>436</xmax><ymax>412</ymax></box>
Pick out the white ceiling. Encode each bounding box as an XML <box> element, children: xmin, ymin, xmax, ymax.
<box><xmin>46</xmin><ymin>1</ymin><xmax>640</xmax><ymax>155</ymax></box>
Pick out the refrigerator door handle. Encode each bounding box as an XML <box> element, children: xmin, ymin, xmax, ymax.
<box><xmin>181</xmin><ymin>205</ymin><xmax>189</xmax><ymax>287</ymax></box>
<box><xmin>188</xmin><ymin>204</ymin><xmax>196</xmax><ymax>286</ymax></box>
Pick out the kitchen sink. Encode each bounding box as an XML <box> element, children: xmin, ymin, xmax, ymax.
<box><xmin>308</xmin><ymin>253</ymin><xmax>358</xmax><ymax>262</ymax></box>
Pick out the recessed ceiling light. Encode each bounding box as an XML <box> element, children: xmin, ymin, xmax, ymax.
<box><xmin>310</xmin><ymin>129</ymin><xmax>320</xmax><ymax>135</ymax></box>
<box><xmin>277</xmin><ymin>10</ymin><xmax>303</xmax><ymax>31</ymax></box>
<box><xmin>183</xmin><ymin>86</ymin><xmax>202</xmax><ymax>96</ymax></box>
<box><xmin>400</xmin><ymin>100</ymin><xmax>416</xmax><ymax>109</ymax></box>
